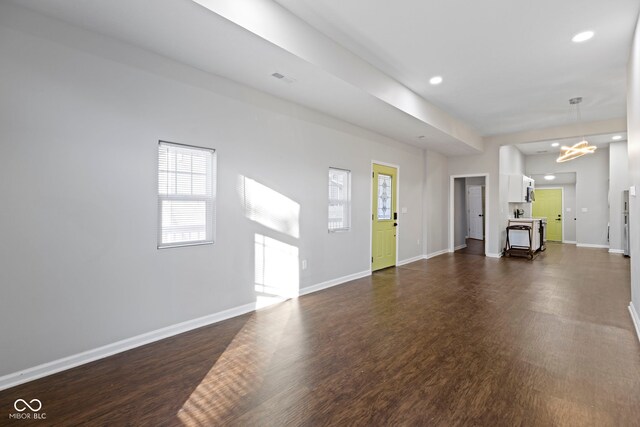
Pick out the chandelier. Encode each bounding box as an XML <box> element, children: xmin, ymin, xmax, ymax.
<box><xmin>556</xmin><ymin>97</ymin><xmax>597</xmax><ymax>163</ymax></box>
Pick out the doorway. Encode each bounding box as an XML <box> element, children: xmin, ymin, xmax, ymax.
<box><xmin>449</xmin><ymin>174</ymin><xmax>489</xmax><ymax>256</ymax></box>
<box><xmin>372</xmin><ymin>163</ymin><xmax>398</xmax><ymax>271</ymax></box>
<box><xmin>533</xmin><ymin>188</ymin><xmax>563</xmax><ymax>241</ymax></box>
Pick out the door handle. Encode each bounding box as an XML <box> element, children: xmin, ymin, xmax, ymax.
<box><xmin>393</xmin><ymin>223</ymin><xmax>398</xmax><ymax>227</ymax></box>
<box><xmin>478</xmin><ymin>214</ymin><xmax>483</xmax><ymax>217</ymax></box>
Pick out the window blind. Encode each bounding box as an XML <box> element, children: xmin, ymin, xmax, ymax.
<box><xmin>328</xmin><ymin>167</ymin><xmax>351</xmax><ymax>232</ymax></box>
<box><xmin>158</xmin><ymin>141</ymin><xmax>216</xmax><ymax>248</ymax></box>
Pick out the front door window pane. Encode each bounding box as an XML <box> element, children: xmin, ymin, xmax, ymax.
<box><xmin>377</xmin><ymin>174</ymin><xmax>392</xmax><ymax>220</ymax></box>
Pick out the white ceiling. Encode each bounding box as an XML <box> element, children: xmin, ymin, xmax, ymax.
<box><xmin>531</xmin><ymin>173</ymin><xmax>576</xmax><ymax>185</ymax></box>
<box><xmin>9</xmin><ymin>0</ymin><xmax>639</xmax><ymax>153</ymax></box>
<box><xmin>9</xmin><ymin>0</ymin><xmax>481</xmax><ymax>155</ymax></box>
<box><xmin>516</xmin><ymin>131</ymin><xmax>627</xmax><ymax>155</ymax></box>
<box><xmin>274</xmin><ymin>0</ymin><xmax>639</xmax><ymax>135</ymax></box>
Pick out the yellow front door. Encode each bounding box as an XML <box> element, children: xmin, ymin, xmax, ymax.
<box><xmin>372</xmin><ymin>164</ymin><xmax>397</xmax><ymax>271</ymax></box>
<box><xmin>533</xmin><ymin>189</ymin><xmax>562</xmax><ymax>241</ymax></box>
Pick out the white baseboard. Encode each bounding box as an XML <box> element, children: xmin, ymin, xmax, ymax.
<box><xmin>608</xmin><ymin>249</ymin><xmax>625</xmax><ymax>254</ymax></box>
<box><xmin>298</xmin><ymin>270</ymin><xmax>370</xmax><ymax>296</ymax></box>
<box><xmin>629</xmin><ymin>303</ymin><xmax>640</xmax><ymax>344</ymax></box>
<box><xmin>486</xmin><ymin>252</ymin><xmax>503</xmax><ymax>258</ymax></box>
<box><xmin>426</xmin><ymin>249</ymin><xmax>449</xmax><ymax>259</ymax></box>
<box><xmin>0</xmin><ymin>269</ymin><xmax>371</xmax><ymax>391</ymax></box>
<box><xmin>576</xmin><ymin>243</ymin><xmax>610</xmax><ymax>249</ymax></box>
<box><xmin>454</xmin><ymin>244</ymin><xmax>467</xmax><ymax>251</ymax></box>
<box><xmin>396</xmin><ymin>255</ymin><xmax>425</xmax><ymax>266</ymax></box>
<box><xmin>0</xmin><ymin>300</ymin><xmax>258</xmax><ymax>391</ymax></box>
<box><xmin>562</xmin><ymin>240</ymin><xmax>577</xmax><ymax>244</ymax></box>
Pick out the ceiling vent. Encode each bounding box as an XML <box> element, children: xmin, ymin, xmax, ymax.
<box><xmin>271</xmin><ymin>72</ymin><xmax>296</xmax><ymax>84</ymax></box>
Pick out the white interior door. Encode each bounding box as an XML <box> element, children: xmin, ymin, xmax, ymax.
<box><xmin>468</xmin><ymin>186</ymin><xmax>484</xmax><ymax>240</ymax></box>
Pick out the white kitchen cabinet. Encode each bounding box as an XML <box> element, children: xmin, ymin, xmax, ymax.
<box><xmin>507</xmin><ymin>174</ymin><xmax>535</xmax><ymax>203</ymax></box>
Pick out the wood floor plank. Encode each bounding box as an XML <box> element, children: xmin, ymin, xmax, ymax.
<box><xmin>1</xmin><ymin>243</ymin><xmax>639</xmax><ymax>426</ymax></box>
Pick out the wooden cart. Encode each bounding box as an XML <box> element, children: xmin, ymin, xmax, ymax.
<box><xmin>504</xmin><ymin>224</ymin><xmax>535</xmax><ymax>260</ymax></box>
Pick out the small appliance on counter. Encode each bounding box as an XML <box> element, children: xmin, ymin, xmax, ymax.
<box><xmin>513</xmin><ymin>208</ymin><xmax>525</xmax><ymax>218</ymax></box>
<box><xmin>526</xmin><ymin>186</ymin><xmax>535</xmax><ymax>203</ymax></box>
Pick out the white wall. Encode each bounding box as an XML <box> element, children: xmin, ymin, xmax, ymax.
<box><xmin>526</xmin><ymin>150</ymin><xmax>610</xmax><ymax>247</ymax></box>
<box><xmin>536</xmin><ymin>184</ymin><xmax>577</xmax><ymax>243</ymax></box>
<box><xmin>424</xmin><ymin>150</ymin><xmax>449</xmax><ymax>256</ymax></box>
<box><xmin>609</xmin><ymin>142</ymin><xmax>630</xmax><ymax>252</ymax></box>
<box><xmin>0</xmin><ymin>7</ymin><xmax>427</xmax><ymax>377</ymax></box>
<box><xmin>466</xmin><ymin>177</ymin><xmax>485</xmax><ymax>186</ymax></box>
<box><xmin>628</xmin><ymin>14</ymin><xmax>640</xmax><ymax>318</ymax></box>
<box><xmin>499</xmin><ymin>145</ymin><xmax>526</xmax><ymax>175</ymax></box>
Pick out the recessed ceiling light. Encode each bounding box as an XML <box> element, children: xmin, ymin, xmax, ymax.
<box><xmin>544</xmin><ymin>175</ymin><xmax>556</xmax><ymax>181</ymax></box>
<box><xmin>612</xmin><ymin>135</ymin><xmax>622</xmax><ymax>140</ymax></box>
<box><xmin>551</xmin><ymin>142</ymin><xmax>560</xmax><ymax>147</ymax></box>
<box><xmin>572</xmin><ymin>31</ymin><xmax>594</xmax><ymax>43</ymax></box>
<box><xmin>429</xmin><ymin>76</ymin><xmax>443</xmax><ymax>85</ymax></box>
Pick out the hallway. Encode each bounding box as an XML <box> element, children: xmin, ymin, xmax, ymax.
<box><xmin>455</xmin><ymin>238</ymin><xmax>486</xmax><ymax>256</ymax></box>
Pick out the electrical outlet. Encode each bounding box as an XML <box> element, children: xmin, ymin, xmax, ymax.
<box><xmin>301</xmin><ymin>259</ymin><xmax>308</xmax><ymax>270</ymax></box>
<box><xmin>417</xmin><ymin>239</ymin><xmax>420</xmax><ymax>246</ymax></box>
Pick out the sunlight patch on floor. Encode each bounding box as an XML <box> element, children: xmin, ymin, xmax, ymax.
<box><xmin>177</xmin><ymin>305</ymin><xmax>295</xmax><ymax>425</ymax></box>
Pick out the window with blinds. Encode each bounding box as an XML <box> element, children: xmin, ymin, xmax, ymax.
<box><xmin>158</xmin><ymin>141</ymin><xmax>216</xmax><ymax>248</ymax></box>
<box><xmin>328</xmin><ymin>167</ymin><xmax>351</xmax><ymax>232</ymax></box>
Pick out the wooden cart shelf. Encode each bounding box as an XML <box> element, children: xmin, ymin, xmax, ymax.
<box><xmin>504</xmin><ymin>224</ymin><xmax>536</xmax><ymax>260</ymax></box>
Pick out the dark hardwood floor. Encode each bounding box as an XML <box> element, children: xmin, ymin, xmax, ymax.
<box><xmin>455</xmin><ymin>238</ymin><xmax>485</xmax><ymax>256</ymax></box>
<box><xmin>1</xmin><ymin>243</ymin><xmax>639</xmax><ymax>426</ymax></box>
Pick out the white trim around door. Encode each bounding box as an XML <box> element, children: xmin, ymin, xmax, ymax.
<box><xmin>449</xmin><ymin>174</ymin><xmax>490</xmax><ymax>256</ymax></box>
<box><xmin>534</xmin><ymin>186</ymin><xmax>565</xmax><ymax>243</ymax></box>
<box><xmin>370</xmin><ymin>160</ymin><xmax>401</xmax><ymax>270</ymax></box>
